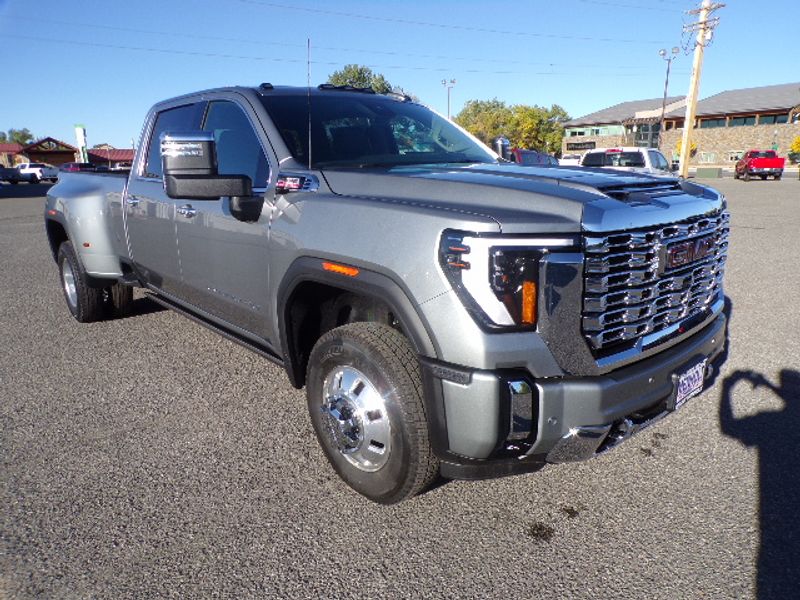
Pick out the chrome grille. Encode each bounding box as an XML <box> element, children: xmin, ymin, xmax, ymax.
<box><xmin>583</xmin><ymin>211</ymin><xmax>729</xmax><ymax>354</ymax></box>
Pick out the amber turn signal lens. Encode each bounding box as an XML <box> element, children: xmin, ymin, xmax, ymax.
<box><xmin>521</xmin><ymin>280</ymin><xmax>537</xmax><ymax>325</ymax></box>
<box><xmin>322</xmin><ymin>261</ymin><xmax>360</xmax><ymax>277</ymax></box>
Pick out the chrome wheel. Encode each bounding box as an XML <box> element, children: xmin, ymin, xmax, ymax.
<box><xmin>320</xmin><ymin>366</ymin><xmax>391</xmax><ymax>472</ymax></box>
<box><xmin>61</xmin><ymin>258</ymin><xmax>78</xmax><ymax>310</ymax></box>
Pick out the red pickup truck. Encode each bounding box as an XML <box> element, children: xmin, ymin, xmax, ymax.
<box><xmin>734</xmin><ymin>150</ymin><xmax>785</xmax><ymax>181</ymax></box>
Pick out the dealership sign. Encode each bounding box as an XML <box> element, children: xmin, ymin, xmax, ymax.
<box><xmin>566</xmin><ymin>141</ymin><xmax>596</xmax><ymax>151</ymax></box>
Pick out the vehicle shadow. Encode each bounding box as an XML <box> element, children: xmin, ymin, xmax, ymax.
<box><xmin>116</xmin><ymin>295</ymin><xmax>167</xmax><ymax>320</ymax></box>
<box><xmin>719</xmin><ymin>368</ymin><xmax>800</xmax><ymax>598</ymax></box>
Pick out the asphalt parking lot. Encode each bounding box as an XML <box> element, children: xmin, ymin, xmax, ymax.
<box><xmin>1</xmin><ymin>178</ymin><xmax>798</xmax><ymax>599</ymax></box>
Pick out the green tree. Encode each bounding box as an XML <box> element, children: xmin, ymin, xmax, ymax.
<box><xmin>328</xmin><ymin>64</ymin><xmax>392</xmax><ymax>94</ymax></box>
<box><xmin>454</xmin><ymin>99</ymin><xmax>513</xmax><ymax>146</ymax></box>
<box><xmin>0</xmin><ymin>128</ymin><xmax>35</xmax><ymax>144</ymax></box>
<box><xmin>455</xmin><ymin>100</ymin><xmax>569</xmax><ymax>155</ymax></box>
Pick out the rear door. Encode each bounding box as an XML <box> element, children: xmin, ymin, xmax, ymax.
<box><xmin>125</xmin><ymin>102</ymin><xmax>206</xmax><ymax>296</ymax></box>
<box><xmin>174</xmin><ymin>97</ymin><xmax>273</xmax><ymax>338</ymax></box>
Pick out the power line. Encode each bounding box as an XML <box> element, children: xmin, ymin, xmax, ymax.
<box><xmin>576</xmin><ymin>0</ymin><xmax>681</xmax><ymax>12</ymax></box>
<box><xmin>3</xmin><ymin>15</ymin><xmax>667</xmax><ymax>73</ymax></box>
<box><xmin>6</xmin><ymin>15</ymin><xmax>684</xmax><ymax>72</ymax></box>
<box><xmin>233</xmin><ymin>0</ymin><xmax>671</xmax><ymax>45</ymax></box>
<box><xmin>2</xmin><ymin>33</ymin><xmax>688</xmax><ymax>78</ymax></box>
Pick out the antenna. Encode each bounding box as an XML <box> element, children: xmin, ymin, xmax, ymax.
<box><xmin>307</xmin><ymin>37</ymin><xmax>312</xmax><ymax>170</ymax></box>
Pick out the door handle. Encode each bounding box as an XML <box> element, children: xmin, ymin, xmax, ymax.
<box><xmin>127</xmin><ymin>196</ymin><xmax>140</xmax><ymax>207</ymax></box>
<box><xmin>177</xmin><ymin>204</ymin><xmax>197</xmax><ymax>218</ymax></box>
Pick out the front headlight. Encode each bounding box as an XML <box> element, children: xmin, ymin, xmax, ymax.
<box><xmin>440</xmin><ymin>231</ymin><xmax>578</xmax><ymax>330</ymax></box>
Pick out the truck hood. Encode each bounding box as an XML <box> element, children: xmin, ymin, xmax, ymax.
<box><xmin>321</xmin><ymin>163</ymin><xmax>724</xmax><ymax>234</ymax></box>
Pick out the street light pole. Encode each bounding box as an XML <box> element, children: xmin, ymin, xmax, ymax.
<box><xmin>441</xmin><ymin>79</ymin><xmax>456</xmax><ymax>120</ymax></box>
<box><xmin>658</xmin><ymin>47</ymin><xmax>680</xmax><ymax>149</ymax></box>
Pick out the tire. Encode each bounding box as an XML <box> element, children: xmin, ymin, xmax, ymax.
<box><xmin>760</xmin><ymin>175</ymin><xmax>767</xmax><ymax>180</ymax></box>
<box><xmin>306</xmin><ymin>322</ymin><xmax>439</xmax><ymax>504</ymax></box>
<box><xmin>57</xmin><ymin>241</ymin><xmax>104</xmax><ymax>322</ymax></box>
<box><xmin>30</xmin><ymin>174</ymin><xmax>39</xmax><ymax>184</ymax></box>
<box><xmin>10</xmin><ymin>180</ymin><xmax>18</xmax><ymax>185</ymax></box>
<box><xmin>743</xmin><ymin>169</ymin><xmax>750</xmax><ymax>181</ymax></box>
<box><xmin>733</xmin><ymin>170</ymin><xmax>739</xmax><ymax>180</ymax></box>
<box><xmin>775</xmin><ymin>174</ymin><xmax>781</xmax><ymax>181</ymax></box>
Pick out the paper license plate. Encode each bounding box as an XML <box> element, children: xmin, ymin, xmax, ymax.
<box><xmin>673</xmin><ymin>359</ymin><xmax>707</xmax><ymax>410</ymax></box>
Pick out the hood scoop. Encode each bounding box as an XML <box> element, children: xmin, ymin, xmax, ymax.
<box><xmin>599</xmin><ymin>181</ymin><xmax>683</xmax><ymax>206</ymax></box>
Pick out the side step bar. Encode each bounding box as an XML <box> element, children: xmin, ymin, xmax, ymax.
<box><xmin>144</xmin><ymin>292</ymin><xmax>285</xmax><ymax>368</ymax></box>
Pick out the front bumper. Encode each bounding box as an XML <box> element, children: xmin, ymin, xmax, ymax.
<box><xmin>422</xmin><ymin>312</ymin><xmax>727</xmax><ymax>480</ymax></box>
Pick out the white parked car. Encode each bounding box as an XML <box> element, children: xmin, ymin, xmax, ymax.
<box><xmin>579</xmin><ymin>147</ymin><xmax>675</xmax><ymax>176</ymax></box>
<box><xmin>16</xmin><ymin>162</ymin><xmax>59</xmax><ymax>183</ymax></box>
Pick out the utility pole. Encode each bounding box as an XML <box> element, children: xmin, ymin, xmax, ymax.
<box><xmin>678</xmin><ymin>0</ymin><xmax>724</xmax><ymax>178</ymax></box>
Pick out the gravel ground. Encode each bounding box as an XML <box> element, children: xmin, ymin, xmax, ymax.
<box><xmin>1</xmin><ymin>179</ymin><xmax>798</xmax><ymax>599</ymax></box>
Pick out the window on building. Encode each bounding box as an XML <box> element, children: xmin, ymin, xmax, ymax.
<box><xmin>699</xmin><ymin>118</ymin><xmax>726</xmax><ymax>129</ymax></box>
<box><xmin>729</xmin><ymin>116</ymin><xmax>756</xmax><ymax>127</ymax></box>
<box><xmin>591</xmin><ymin>128</ymin><xmax>600</xmax><ymax>136</ymax></box>
<box><xmin>759</xmin><ymin>114</ymin><xmax>789</xmax><ymax>125</ymax></box>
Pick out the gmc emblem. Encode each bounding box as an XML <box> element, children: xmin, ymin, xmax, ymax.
<box><xmin>665</xmin><ymin>235</ymin><xmax>715</xmax><ymax>270</ymax></box>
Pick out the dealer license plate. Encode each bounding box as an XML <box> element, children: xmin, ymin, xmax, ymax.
<box><xmin>673</xmin><ymin>359</ymin><xmax>707</xmax><ymax>410</ymax></box>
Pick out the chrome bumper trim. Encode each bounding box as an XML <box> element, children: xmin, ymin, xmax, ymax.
<box><xmin>545</xmin><ymin>424</ymin><xmax>612</xmax><ymax>463</ymax></box>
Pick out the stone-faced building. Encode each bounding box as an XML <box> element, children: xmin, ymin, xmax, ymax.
<box><xmin>660</xmin><ymin>81</ymin><xmax>800</xmax><ymax>164</ymax></box>
<box><xmin>562</xmin><ymin>96</ymin><xmax>686</xmax><ymax>155</ymax></box>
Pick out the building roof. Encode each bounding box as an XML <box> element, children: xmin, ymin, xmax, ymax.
<box><xmin>23</xmin><ymin>137</ymin><xmax>77</xmax><ymax>152</ymax></box>
<box><xmin>0</xmin><ymin>143</ymin><xmax>24</xmax><ymax>153</ymax></box>
<box><xmin>87</xmin><ymin>148</ymin><xmax>135</xmax><ymax>162</ymax></box>
<box><xmin>665</xmin><ymin>81</ymin><xmax>800</xmax><ymax>118</ymax></box>
<box><xmin>565</xmin><ymin>96</ymin><xmax>684</xmax><ymax>127</ymax></box>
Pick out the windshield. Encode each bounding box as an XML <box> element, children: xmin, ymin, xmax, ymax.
<box><xmin>260</xmin><ymin>93</ymin><xmax>496</xmax><ymax>168</ymax></box>
<box><xmin>751</xmin><ymin>151</ymin><xmax>777</xmax><ymax>158</ymax></box>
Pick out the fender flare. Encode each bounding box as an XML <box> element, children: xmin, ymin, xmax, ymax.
<box><xmin>276</xmin><ymin>256</ymin><xmax>440</xmax><ymax>388</ymax></box>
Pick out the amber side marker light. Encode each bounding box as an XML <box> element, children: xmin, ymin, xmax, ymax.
<box><xmin>521</xmin><ymin>280</ymin><xmax>537</xmax><ymax>325</ymax></box>
<box><xmin>322</xmin><ymin>261</ymin><xmax>360</xmax><ymax>277</ymax></box>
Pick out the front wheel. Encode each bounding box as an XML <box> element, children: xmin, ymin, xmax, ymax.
<box><xmin>743</xmin><ymin>170</ymin><xmax>751</xmax><ymax>181</ymax></box>
<box><xmin>30</xmin><ymin>174</ymin><xmax>39</xmax><ymax>184</ymax></box>
<box><xmin>306</xmin><ymin>322</ymin><xmax>439</xmax><ymax>504</ymax></box>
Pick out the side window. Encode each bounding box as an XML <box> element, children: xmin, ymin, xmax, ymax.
<box><xmin>202</xmin><ymin>101</ymin><xmax>269</xmax><ymax>188</ymax></box>
<box><xmin>649</xmin><ymin>150</ymin><xmax>666</xmax><ymax>170</ymax></box>
<box><xmin>145</xmin><ymin>103</ymin><xmax>203</xmax><ymax>178</ymax></box>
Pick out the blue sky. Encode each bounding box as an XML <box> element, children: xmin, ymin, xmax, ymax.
<box><xmin>2</xmin><ymin>0</ymin><xmax>797</xmax><ymax>149</ymax></box>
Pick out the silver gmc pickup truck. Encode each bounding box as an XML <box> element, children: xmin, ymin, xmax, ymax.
<box><xmin>45</xmin><ymin>84</ymin><xmax>729</xmax><ymax>504</ymax></box>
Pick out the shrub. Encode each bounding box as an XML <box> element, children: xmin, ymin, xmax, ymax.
<box><xmin>676</xmin><ymin>138</ymin><xmax>698</xmax><ymax>157</ymax></box>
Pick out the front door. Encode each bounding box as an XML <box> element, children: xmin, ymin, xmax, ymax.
<box><xmin>174</xmin><ymin>99</ymin><xmax>273</xmax><ymax>339</ymax></box>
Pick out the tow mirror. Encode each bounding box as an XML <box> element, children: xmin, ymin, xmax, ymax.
<box><xmin>160</xmin><ymin>132</ymin><xmax>252</xmax><ymax>200</ymax></box>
